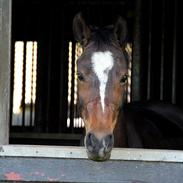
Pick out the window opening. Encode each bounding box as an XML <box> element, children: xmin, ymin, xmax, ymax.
<box><xmin>12</xmin><ymin>41</ymin><xmax>37</xmax><ymax>127</ymax></box>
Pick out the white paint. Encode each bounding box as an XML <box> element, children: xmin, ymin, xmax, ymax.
<box><xmin>91</xmin><ymin>51</ymin><xmax>114</xmax><ymax>111</ymax></box>
<box><xmin>1</xmin><ymin>145</ymin><xmax>183</xmax><ymax>162</ymax></box>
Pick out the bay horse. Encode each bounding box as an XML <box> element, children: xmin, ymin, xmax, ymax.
<box><xmin>73</xmin><ymin>13</ymin><xmax>183</xmax><ymax>161</ymax></box>
<box><xmin>73</xmin><ymin>13</ymin><xmax>129</xmax><ymax>161</ymax></box>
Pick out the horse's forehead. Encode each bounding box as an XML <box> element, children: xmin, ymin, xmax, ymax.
<box><xmin>91</xmin><ymin>51</ymin><xmax>114</xmax><ymax>74</ymax></box>
<box><xmin>90</xmin><ymin>51</ymin><xmax>114</xmax><ymax>111</ymax></box>
<box><xmin>78</xmin><ymin>48</ymin><xmax>126</xmax><ymax>73</ymax></box>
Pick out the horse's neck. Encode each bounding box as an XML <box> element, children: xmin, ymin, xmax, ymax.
<box><xmin>114</xmin><ymin>110</ymin><xmax>127</xmax><ymax>147</ymax></box>
<box><xmin>114</xmin><ymin>108</ymin><xmax>143</xmax><ymax>148</ymax></box>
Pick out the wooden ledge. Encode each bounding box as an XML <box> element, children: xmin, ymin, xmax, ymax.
<box><xmin>1</xmin><ymin>145</ymin><xmax>183</xmax><ymax>162</ymax></box>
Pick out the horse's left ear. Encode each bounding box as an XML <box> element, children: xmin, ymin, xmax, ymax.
<box><xmin>114</xmin><ymin>16</ymin><xmax>127</xmax><ymax>46</ymax></box>
<box><xmin>73</xmin><ymin>12</ymin><xmax>91</xmax><ymax>46</ymax></box>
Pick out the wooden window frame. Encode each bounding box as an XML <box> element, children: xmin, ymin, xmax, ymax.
<box><xmin>0</xmin><ymin>1</ymin><xmax>183</xmax><ymax>182</ymax></box>
<box><xmin>0</xmin><ymin>0</ymin><xmax>183</xmax><ymax>164</ymax></box>
<box><xmin>0</xmin><ymin>0</ymin><xmax>11</xmax><ymax>145</ymax></box>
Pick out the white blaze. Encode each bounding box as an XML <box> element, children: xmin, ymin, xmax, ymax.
<box><xmin>91</xmin><ymin>51</ymin><xmax>114</xmax><ymax>111</ymax></box>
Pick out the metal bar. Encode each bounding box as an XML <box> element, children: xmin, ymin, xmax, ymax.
<box><xmin>69</xmin><ymin>42</ymin><xmax>76</xmax><ymax>132</ymax></box>
<box><xmin>29</xmin><ymin>42</ymin><xmax>35</xmax><ymax>126</ymax></box>
<box><xmin>131</xmin><ymin>0</ymin><xmax>142</xmax><ymax>101</ymax></box>
<box><xmin>0</xmin><ymin>0</ymin><xmax>11</xmax><ymax>144</ymax></box>
<box><xmin>21</xmin><ymin>41</ymin><xmax>26</xmax><ymax>128</ymax></box>
<box><xmin>147</xmin><ymin>0</ymin><xmax>152</xmax><ymax>100</ymax></box>
<box><xmin>172</xmin><ymin>0</ymin><xmax>177</xmax><ymax>104</ymax></box>
<box><xmin>160</xmin><ymin>0</ymin><xmax>165</xmax><ymax>100</ymax></box>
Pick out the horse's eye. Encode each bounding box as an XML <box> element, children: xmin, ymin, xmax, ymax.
<box><xmin>77</xmin><ymin>72</ymin><xmax>85</xmax><ymax>82</ymax></box>
<box><xmin>120</xmin><ymin>74</ymin><xmax>128</xmax><ymax>85</ymax></box>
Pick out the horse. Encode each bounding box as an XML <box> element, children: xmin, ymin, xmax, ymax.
<box><xmin>123</xmin><ymin>101</ymin><xmax>183</xmax><ymax>149</ymax></box>
<box><xmin>73</xmin><ymin>12</ymin><xmax>129</xmax><ymax>161</ymax></box>
<box><xmin>73</xmin><ymin>13</ymin><xmax>183</xmax><ymax>161</ymax></box>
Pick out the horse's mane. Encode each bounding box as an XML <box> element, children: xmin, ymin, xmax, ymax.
<box><xmin>123</xmin><ymin>101</ymin><xmax>183</xmax><ymax>149</ymax></box>
<box><xmin>89</xmin><ymin>26</ymin><xmax>116</xmax><ymax>50</ymax></box>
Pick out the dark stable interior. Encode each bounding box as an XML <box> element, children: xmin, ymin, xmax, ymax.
<box><xmin>10</xmin><ymin>0</ymin><xmax>183</xmax><ymax>149</ymax></box>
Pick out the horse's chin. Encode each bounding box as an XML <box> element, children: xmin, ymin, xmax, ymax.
<box><xmin>86</xmin><ymin>150</ymin><xmax>111</xmax><ymax>161</ymax></box>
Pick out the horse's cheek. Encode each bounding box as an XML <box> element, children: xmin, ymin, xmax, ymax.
<box><xmin>112</xmin><ymin>85</ymin><xmax>123</xmax><ymax>105</ymax></box>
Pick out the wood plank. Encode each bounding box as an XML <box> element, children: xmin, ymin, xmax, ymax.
<box><xmin>0</xmin><ymin>0</ymin><xmax>11</xmax><ymax>144</ymax></box>
<box><xmin>1</xmin><ymin>145</ymin><xmax>183</xmax><ymax>162</ymax></box>
<box><xmin>10</xmin><ymin>132</ymin><xmax>83</xmax><ymax>140</ymax></box>
<box><xmin>1</xmin><ymin>145</ymin><xmax>183</xmax><ymax>182</ymax></box>
<box><xmin>0</xmin><ymin>156</ymin><xmax>183</xmax><ymax>183</ymax></box>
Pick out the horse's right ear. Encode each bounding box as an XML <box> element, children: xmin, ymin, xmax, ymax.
<box><xmin>114</xmin><ymin>16</ymin><xmax>127</xmax><ymax>46</ymax></box>
<box><xmin>73</xmin><ymin>13</ymin><xmax>91</xmax><ymax>46</ymax></box>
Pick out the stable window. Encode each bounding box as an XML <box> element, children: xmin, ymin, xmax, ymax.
<box><xmin>10</xmin><ymin>40</ymin><xmax>132</xmax><ymax>135</ymax></box>
<box><xmin>1</xmin><ymin>0</ymin><xmax>182</xmax><ymax>150</ymax></box>
<box><xmin>0</xmin><ymin>1</ymin><xmax>183</xmax><ymax>182</ymax></box>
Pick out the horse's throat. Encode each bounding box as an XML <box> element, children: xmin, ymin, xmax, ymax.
<box><xmin>113</xmin><ymin>111</ymin><xmax>127</xmax><ymax>147</ymax></box>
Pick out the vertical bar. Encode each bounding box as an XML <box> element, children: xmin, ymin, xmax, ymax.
<box><xmin>127</xmin><ymin>59</ymin><xmax>132</xmax><ymax>103</ymax></box>
<box><xmin>74</xmin><ymin>43</ymin><xmax>84</xmax><ymax>128</ymax></box>
<box><xmin>21</xmin><ymin>41</ymin><xmax>26</xmax><ymax>128</ymax></box>
<box><xmin>70</xmin><ymin>42</ymin><xmax>76</xmax><ymax>132</ymax></box>
<box><xmin>30</xmin><ymin>42</ymin><xmax>35</xmax><ymax>126</ymax></box>
<box><xmin>12</xmin><ymin>41</ymin><xmax>24</xmax><ymax>126</ymax></box>
<box><xmin>160</xmin><ymin>0</ymin><xmax>165</xmax><ymax>100</ymax></box>
<box><xmin>67</xmin><ymin>41</ymin><xmax>72</xmax><ymax>129</ymax></box>
<box><xmin>125</xmin><ymin>43</ymin><xmax>132</xmax><ymax>103</ymax></box>
<box><xmin>147</xmin><ymin>0</ymin><xmax>152</xmax><ymax>100</ymax></box>
<box><xmin>32</xmin><ymin>42</ymin><xmax>37</xmax><ymax>126</ymax></box>
<box><xmin>172</xmin><ymin>0</ymin><xmax>177</xmax><ymax>104</ymax></box>
<box><xmin>73</xmin><ymin>43</ymin><xmax>78</xmax><ymax>128</ymax></box>
<box><xmin>0</xmin><ymin>0</ymin><xmax>11</xmax><ymax>144</ymax></box>
<box><xmin>131</xmin><ymin>0</ymin><xmax>142</xmax><ymax>101</ymax></box>
<box><xmin>9</xmin><ymin>39</ymin><xmax>15</xmax><ymax>129</ymax></box>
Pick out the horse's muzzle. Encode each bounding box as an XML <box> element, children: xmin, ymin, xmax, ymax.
<box><xmin>85</xmin><ymin>132</ymin><xmax>114</xmax><ymax>161</ymax></box>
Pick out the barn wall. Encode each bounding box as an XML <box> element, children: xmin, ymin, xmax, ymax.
<box><xmin>133</xmin><ymin>0</ymin><xmax>183</xmax><ymax>110</ymax></box>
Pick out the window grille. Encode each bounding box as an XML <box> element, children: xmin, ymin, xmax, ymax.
<box><xmin>11</xmin><ymin>41</ymin><xmax>132</xmax><ymax>131</ymax></box>
<box><xmin>12</xmin><ymin>41</ymin><xmax>37</xmax><ymax>127</ymax></box>
<box><xmin>67</xmin><ymin>42</ymin><xmax>84</xmax><ymax>129</ymax></box>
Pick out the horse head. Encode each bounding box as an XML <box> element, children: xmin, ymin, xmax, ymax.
<box><xmin>73</xmin><ymin>13</ymin><xmax>128</xmax><ymax>161</ymax></box>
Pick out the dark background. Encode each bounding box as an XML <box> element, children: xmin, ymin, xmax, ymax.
<box><xmin>10</xmin><ymin>0</ymin><xmax>183</xmax><ymax>145</ymax></box>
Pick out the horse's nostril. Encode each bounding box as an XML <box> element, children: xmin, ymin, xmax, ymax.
<box><xmin>87</xmin><ymin>133</ymin><xmax>98</xmax><ymax>147</ymax></box>
<box><xmin>106</xmin><ymin>134</ymin><xmax>113</xmax><ymax>141</ymax></box>
<box><xmin>87</xmin><ymin>133</ymin><xmax>92</xmax><ymax>141</ymax></box>
<box><xmin>108</xmin><ymin>134</ymin><xmax>113</xmax><ymax>140</ymax></box>
<box><xmin>104</xmin><ymin>134</ymin><xmax>114</xmax><ymax>149</ymax></box>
